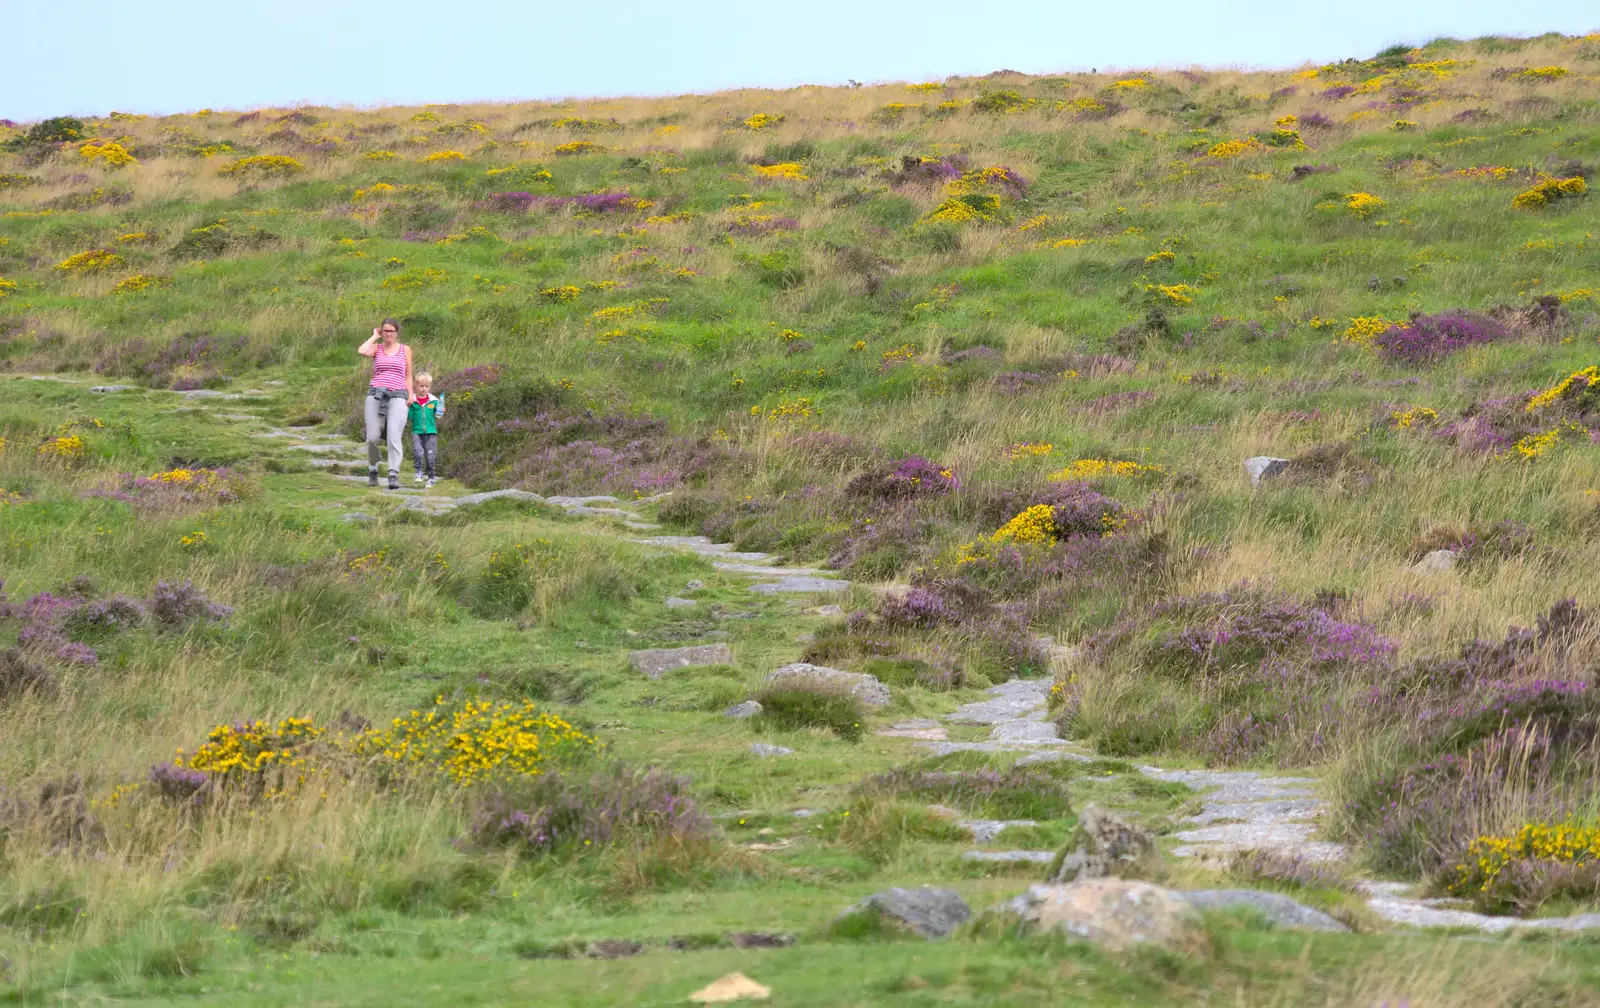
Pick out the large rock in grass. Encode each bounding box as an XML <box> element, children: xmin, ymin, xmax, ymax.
<box><xmin>1410</xmin><ymin>549</ymin><xmax>1457</xmax><ymax>575</ymax></box>
<box><xmin>1244</xmin><ymin>457</ymin><xmax>1291</xmax><ymax>486</ymax></box>
<box><xmin>763</xmin><ymin>663</ymin><xmax>890</xmax><ymax>707</ymax></box>
<box><xmin>627</xmin><ymin>644</ymin><xmax>735</xmax><ymax>679</ymax></box>
<box><xmin>999</xmin><ymin>879</ymin><xmax>1204</xmax><ymax>952</ymax></box>
<box><xmin>839</xmin><ymin>886</ymin><xmax>971</xmax><ymax>939</ymax></box>
<box><xmin>1046</xmin><ymin>804</ymin><xmax>1156</xmax><ymax>883</ymax></box>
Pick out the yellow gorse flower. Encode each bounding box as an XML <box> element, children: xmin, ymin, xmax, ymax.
<box><xmin>79</xmin><ymin>140</ymin><xmax>138</xmax><ymax>167</ymax></box>
<box><xmin>54</xmin><ymin>249</ymin><xmax>125</xmax><ymax>274</ymax></box>
<box><xmin>1447</xmin><ymin>821</ymin><xmax>1600</xmax><ymax>905</ymax></box>
<box><xmin>1003</xmin><ymin>442</ymin><xmax>1054</xmax><ymax>461</ymax></box>
<box><xmin>351</xmin><ymin>697</ymin><xmax>596</xmax><ymax>785</ymax></box>
<box><xmin>218</xmin><ymin>155</ymin><xmax>306</xmax><ymax>175</ymax></box>
<box><xmin>752</xmin><ymin>162</ymin><xmax>808</xmax><ymax>180</ymax></box>
<box><xmin>1048</xmin><ymin>458</ymin><xmax>1166</xmax><ymax>480</ymax></box>
<box><xmin>1526</xmin><ymin>366</ymin><xmax>1600</xmax><ymax>412</ymax></box>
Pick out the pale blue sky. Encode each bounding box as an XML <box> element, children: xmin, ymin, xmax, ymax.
<box><xmin>4</xmin><ymin>1</ymin><xmax>1596</xmax><ymax>120</ymax></box>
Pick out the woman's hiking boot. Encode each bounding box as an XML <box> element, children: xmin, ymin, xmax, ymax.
<box><xmin>367</xmin><ymin>467</ymin><xmax>379</xmax><ymax>488</ymax></box>
<box><xmin>387</xmin><ymin>471</ymin><xmax>400</xmax><ymax>490</ymax></box>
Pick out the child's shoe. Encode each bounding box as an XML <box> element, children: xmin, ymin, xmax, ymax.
<box><xmin>414</xmin><ymin>473</ymin><xmax>425</xmax><ymax>484</ymax></box>
<box><xmin>367</xmin><ymin>467</ymin><xmax>379</xmax><ymax>488</ymax></box>
<box><xmin>426</xmin><ymin>478</ymin><xmax>437</xmax><ymax>489</ymax></box>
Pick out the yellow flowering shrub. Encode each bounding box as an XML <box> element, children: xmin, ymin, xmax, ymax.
<box><xmin>365</xmin><ymin>150</ymin><xmax>399</xmax><ymax>160</ymax></box>
<box><xmin>752</xmin><ymin>162</ymin><xmax>808</xmax><ymax>180</ymax></box>
<box><xmin>54</xmin><ymin>249</ymin><xmax>125</xmax><ymax>274</ymax></box>
<box><xmin>1512</xmin><ymin>66</ymin><xmax>1568</xmax><ymax>80</ymax></box>
<box><xmin>352</xmin><ymin>182</ymin><xmax>397</xmax><ymax>201</ymax></box>
<box><xmin>423</xmin><ymin>150</ymin><xmax>467</xmax><ymax>162</ymax></box>
<box><xmin>218</xmin><ymin>155</ymin><xmax>306</xmax><ymax>175</ymax></box>
<box><xmin>1388</xmin><ymin>406</ymin><xmax>1439</xmax><ymax>428</ymax></box>
<box><xmin>1003</xmin><ymin>442</ymin><xmax>1053</xmax><ymax>461</ymax></box>
<box><xmin>554</xmin><ymin>140</ymin><xmax>601</xmax><ymax>155</ymax></box>
<box><xmin>1146</xmin><ymin>283</ymin><xmax>1195</xmax><ymax>305</ymax></box>
<box><xmin>1511</xmin><ymin>176</ymin><xmax>1586</xmax><ymax>209</ymax></box>
<box><xmin>1048</xmin><ymin>459</ymin><xmax>1166</xmax><ymax>480</ymax></box>
<box><xmin>906</xmin><ymin>82</ymin><xmax>943</xmax><ymax>92</ymax></box>
<box><xmin>922</xmin><ymin>194</ymin><xmax>1000</xmax><ymax>225</ymax></box>
<box><xmin>1510</xmin><ymin>428</ymin><xmax>1564</xmax><ymax>460</ymax></box>
<box><xmin>1525</xmin><ymin>365</ymin><xmax>1600</xmax><ymax>412</ymax></box>
<box><xmin>352</xmin><ymin>697</ymin><xmax>596</xmax><ymax>785</ymax></box>
<box><xmin>1110</xmin><ymin>78</ymin><xmax>1148</xmax><ymax>89</ymax></box>
<box><xmin>540</xmin><ymin>285</ymin><xmax>581</xmax><ymax>303</ymax></box>
<box><xmin>0</xmin><ymin>277</ymin><xmax>16</xmax><ymax>299</ymax></box>
<box><xmin>1207</xmin><ymin>137</ymin><xmax>1264</xmax><ymax>159</ymax></box>
<box><xmin>1342</xmin><ymin>192</ymin><xmax>1387</xmax><ymax>218</ymax></box>
<box><xmin>78</xmin><ymin>140</ymin><xmax>138</xmax><ymax>167</ymax></box>
<box><xmin>1446</xmin><ymin>821</ymin><xmax>1600</xmax><ymax>913</ymax></box>
<box><xmin>1341</xmin><ymin>316</ymin><xmax>1397</xmax><ymax>345</ymax></box>
<box><xmin>382</xmin><ymin>267</ymin><xmax>448</xmax><ymax>290</ymax></box>
<box><xmin>36</xmin><ymin>435</ymin><xmax>86</xmax><ymax>462</ymax></box>
<box><xmin>741</xmin><ymin>113</ymin><xmax>785</xmax><ymax>130</ymax></box>
<box><xmin>180</xmin><ymin>717</ymin><xmax>321</xmax><ymax>784</ymax></box>
<box><xmin>111</xmin><ymin>274</ymin><xmax>172</xmax><ymax>295</ymax></box>
<box><xmin>1145</xmin><ymin>249</ymin><xmax>1176</xmax><ymax>263</ymax></box>
<box><xmin>752</xmin><ymin>397</ymin><xmax>819</xmax><ymax>423</ymax></box>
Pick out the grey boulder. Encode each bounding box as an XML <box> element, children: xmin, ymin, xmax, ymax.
<box><xmin>764</xmin><ymin>663</ymin><xmax>890</xmax><ymax>707</ymax></box>
<box><xmin>1410</xmin><ymin>549</ymin><xmax>1457</xmax><ymax>575</ymax></box>
<box><xmin>1244</xmin><ymin>457</ymin><xmax>1291</xmax><ymax>486</ymax></box>
<box><xmin>840</xmin><ymin>887</ymin><xmax>971</xmax><ymax>939</ymax></box>
<box><xmin>998</xmin><ymin>879</ymin><xmax>1203</xmax><ymax>952</ymax></box>
<box><xmin>724</xmin><ymin>701</ymin><xmax>763</xmax><ymax>719</ymax></box>
<box><xmin>1047</xmin><ymin>804</ymin><xmax>1156</xmax><ymax>883</ymax></box>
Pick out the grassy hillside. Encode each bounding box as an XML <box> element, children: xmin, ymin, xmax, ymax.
<box><xmin>3</xmin><ymin>30</ymin><xmax>1600</xmax><ymax>1005</ymax></box>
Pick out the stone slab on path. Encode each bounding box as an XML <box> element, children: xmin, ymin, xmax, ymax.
<box><xmin>627</xmin><ymin>644</ymin><xmax>735</xmax><ymax>679</ymax></box>
<box><xmin>1176</xmin><ymin>890</ymin><xmax>1349</xmax><ymax>932</ymax></box>
<box><xmin>876</xmin><ymin>718</ymin><xmax>948</xmax><ymax>741</ymax></box>
<box><xmin>749</xmin><ymin>575</ymin><xmax>851</xmax><ymax>594</ymax></box>
<box><xmin>947</xmin><ymin>679</ymin><xmax>1055</xmax><ymax>725</ymax></box>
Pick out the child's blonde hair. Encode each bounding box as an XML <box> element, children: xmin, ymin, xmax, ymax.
<box><xmin>416</xmin><ymin>371</ymin><xmax>433</xmax><ymax>383</ymax></box>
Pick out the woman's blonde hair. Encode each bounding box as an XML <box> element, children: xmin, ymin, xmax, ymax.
<box><xmin>416</xmin><ymin>371</ymin><xmax>433</xmax><ymax>383</ymax></box>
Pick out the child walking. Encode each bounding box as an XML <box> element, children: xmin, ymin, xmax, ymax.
<box><xmin>408</xmin><ymin>372</ymin><xmax>444</xmax><ymax>487</ymax></box>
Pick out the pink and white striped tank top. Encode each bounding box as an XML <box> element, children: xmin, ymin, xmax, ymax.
<box><xmin>371</xmin><ymin>345</ymin><xmax>409</xmax><ymax>390</ymax></box>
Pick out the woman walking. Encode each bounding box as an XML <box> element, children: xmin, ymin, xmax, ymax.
<box><xmin>357</xmin><ymin>318</ymin><xmax>415</xmax><ymax>489</ymax></box>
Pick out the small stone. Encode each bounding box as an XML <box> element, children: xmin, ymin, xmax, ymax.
<box><xmin>340</xmin><ymin>512</ymin><xmax>377</xmax><ymax>523</ymax></box>
<box><xmin>1410</xmin><ymin>549</ymin><xmax>1457</xmax><ymax>575</ymax></box>
<box><xmin>794</xmin><ymin>632</ymin><xmax>815</xmax><ymax>643</ymax></box>
<box><xmin>815</xmin><ymin>604</ymin><xmax>845</xmax><ymax>617</ymax></box>
<box><xmin>628</xmin><ymin>644</ymin><xmax>735</xmax><ymax>679</ymax></box>
<box><xmin>89</xmin><ymin>384</ymin><xmax>136</xmax><ymax>393</ymax></box>
<box><xmin>1244</xmin><ymin>456</ymin><xmax>1292</xmax><ymax>486</ymax></box>
<box><xmin>724</xmin><ymin>701</ymin><xmax>763</xmax><ymax>719</ymax></box>
<box><xmin>924</xmin><ymin>804</ymin><xmax>961</xmax><ymax>820</ymax></box>
<box><xmin>1174</xmin><ymin>890</ymin><xmax>1349</xmax><ymax>932</ymax></box>
<box><xmin>999</xmin><ymin>879</ymin><xmax>1205</xmax><ymax>952</ymax></box>
<box><xmin>749</xmin><ymin>743</ymin><xmax>794</xmax><ymax>757</ymax></box>
<box><xmin>686</xmin><ymin>579</ymin><xmax>705</xmax><ymax>590</ymax></box>
<box><xmin>764</xmin><ymin>663</ymin><xmax>890</xmax><ymax>707</ymax></box>
<box><xmin>664</xmin><ymin>597</ymin><xmax>698</xmax><ymax>609</ymax></box>
<box><xmin>1047</xmin><ymin>804</ymin><xmax>1156</xmax><ymax>883</ymax></box>
<box><xmin>689</xmin><ymin>971</ymin><xmax>771</xmax><ymax>1003</ymax></box>
<box><xmin>840</xmin><ymin>887</ymin><xmax>971</xmax><ymax>939</ymax></box>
